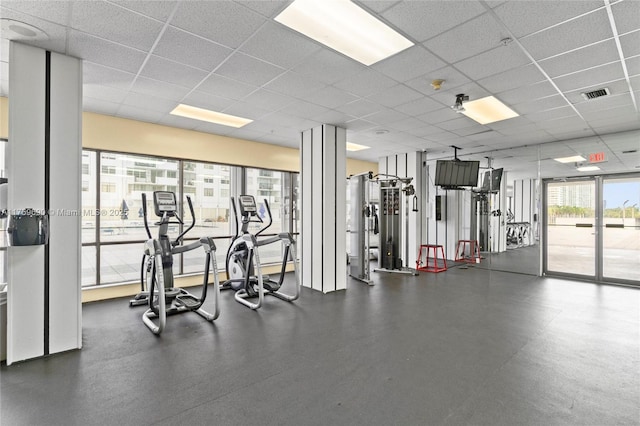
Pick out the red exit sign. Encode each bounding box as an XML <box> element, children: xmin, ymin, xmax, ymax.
<box><xmin>589</xmin><ymin>152</ymin><xmax>606</xmax><ymax>163</ymax></box>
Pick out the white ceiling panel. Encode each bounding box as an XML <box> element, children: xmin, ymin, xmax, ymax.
<box><xmin>345</xmin><ymin>119</ymin><xmax>377</xmax><ymax>132</ymax></box>
<box><xmin>538</xmin><ymin>39</ymin><xmax>621</xmax><ymax>79</ymax></box>
<box><xmin>181</xmin><ymin>90</ymin><xmax>236</xmax><ymax>112</ymax></box>
<box><xmin>110</xmin><ymin>1</ymin><xmax>178</xmax><ymax>22</ymax></box>
<box><xmin>130</xmin><ymin>76</ymin><xmax>191</xmax><ymax>101</ymax></box>
<box><xmin>513</xmin><ymin>95</ymin><xmax>569</xmax><ymax>115</ymax></box>
<box><xmin>116</xmin><ymin>104</ymin><xmax>165</xmax><ymax>124</ymax></box>
<box><xmin>313</xmin><ymin>110</ymin><xmax>355</xmax><ymax>128</ymax></box>
<box><xmin>575</xmin><ymin>93</ymin><xmax>634</xmax><ymax>115</ymax></box>
<box><xmin>335</xmin><ymin>99</ymin><xmax>384</xmax><ymax>118</ymax></box>
<box><xmin>157</xmin><ymin>114</ymin><xmax>201</xmax><ymax>131</ymax></box>
<box><xmin>387</xmin><ymin>116</ymin><xmax>430</xmax><ymax>132</ymax></box>
<box><xmin>222</xmin><ymin>100</ymin><xmax>272</xmax><ymax>121</ymax></box>
<box><xmin>333</xmin><ymin>68</ymin><xmax>398</xmax><ymax>98</ymax></box>
<box><xmin>153</xmin><ymin>27</ymin><xmax>233</xmax><ymax>72</ymax></box>
<box><xmin>306</xmin><ymin>85</ymin><xmax>358</xmax><ymax>109</ymax></box>
<box><xmin>493</xmin><ymin>1</ymin><xmax>603</xmax><ymax>38</ymax></box>
<box><xmin>170</xmin><ymin>1</ymin><xmax>266</xmax><ymax>49</ymax></box>
<box><xmin>436</xmin><ymin>117</ymin><xmax>478</xmax><ymax>132</ymax></box>
<box><xmin>611</xmin><ymin>0</ymin><xmax>640</xmax><ymax>36</ymax></box>
<box><xmin>381</xmin><ymin>1</ymin><xmax>485</xmax><ymax>43</ymax></box>
<box><xmin>214</xmin><ymin>52</ymin><xmax>285</xmax><ymax>87</ymax></box>
<box><xmin>140</xmin><ymin>55</ymin><xmax>208</xmax><ymax>88</ymax></box>
<box><xmin>424</xmin><ymin>12</ymin><xmax>509</xmax><ymax>64</ymax></box>
<box><xmin>372</xmin><ymin>46</ymin><xmax>446</xmax><ymax>82</ymax></box>
<box><xmin>553</xmin><ymin>61</ymin><xmax>625</xmax><ymax>92</ymax></box>
<box><xmin>279</xmin><ymin>100</ymin><xmax>330</xmax><ymax>120</ymax></box>
<box><xmin>496</xmin><ymin>80</ymin><xmax>559</xmax><ymax>106</ymax></box>
<box><xmin>291</xmin><ymin>48</ymin><xmax>367</xmax><ymax>85</ymax></box>
<box><xmin>0</xmin><ymin>8</ymin><xmax>68</xmax><ymax>54</ymax></box>
<box><xmin>2</xmin><ymin>1</ymin><xmax>70</xmax><ymax>25</ymax></box>
<box><xmin>197</xmin><ymin>74</ymin><xmax>257</xmax><ymax>100</ymax></box>
<box><xmin>355</xmin><ymin>1</ymin><xmax>400</xmax><ymax>14</ymax></box>
<box><xmin>394</xmin><ymin>96</ymin><xmax>442</xmax><ymax>117</ymax></box>
<box><xmin>619</xmin><ymin>31</ymin><xmax>640</xmax><ymax>57</ymax></box>
<box><xmin>83</xmin><ymin>97</ymin><xmax>120</xmax><ymax>115</ymax></box>
<box><xmin>227</xmin><ymin>127</ymin><xmax>268</xmax><ymax>142</ymax></box>
<box><xmin>520</xmin><ymin>9</ymin><xmax>613</xmax><ymax>60</ymax></box>
<box><xmin>478</xmin><ymin>64</ymin><xmax>546</xmax><ymax>94</ymax></box>
<box><xmin>525</xmin><ymin>106</ymin><xmax>577</xmax><ymax>122</ymax></box>
<box><xmin>428</xmin><ymin>82</ymin><xmax>491</xmax><ymax>106</ymax></box>
<box><xmin>418</xmin><ymin>108</ymin><xmax>460</xmax><ymax>125</ymax></box>
<box><xmin>241</xmin><ymin>89</ymin><xmax>295</xmax><ymax>111</ymax></box>
<box><xmin>454</xmin><ymin>44</ymin><xmax>531</xmax><ymax>80</ymax></box>
<box><xmin>67</xmin><ymin>30</ymin><xmax>147</xmax><ymax>74</ymax></box>
<box><xmin>191</xmin><ymin>121</ymin><xmax>235</xmax><ymax>137</ymax></box>
<box><xmin>403</xmin><ymin>124</ymin><xmax>444</xmax><ymax>138</ymax></box>
<box><xmin>565</xmin><ymin>78</ymin><xmax>631</xmax><ymax>103</ymax></box>
<box><xmin>365</xmin><ymin>84</ymin><xmax>422</xmax><ymax>108</ymax></box>
<box><xmin>625</xmin><ymin>55</ymin><xmax>640</xmax><ymax>77</ymax></box>
<box><xmin>83</xmin><ymin>62</ymin><xmax>136</xmax><ymax>91</ymax></box>
<box><xmin>359</xmin><ymin>108</ymin><xmax>409</xmax><ymax>126</ymax></box>
<box><xmin>406</xmin><ymin>66</ymin><xmax>472</xmax><ymax>95</ymax></box>
<box><xmin>121</xmin><ymin>91</ymin><xmax>177</xmax><ymax>113</ymax></box>
<box><xmin>264</xmin><ymin>71</ymin><xmax>326</xmax><ymax>99</ymax></box>
<box><xmin>71</xmin><ymin>1</ymin><xmax>164</xmax><ymax>51</ymax></box>
<box><xmin>536</xmin><ymin>116</ymin><xmax>588</xmax><ymax>131</ymax></box>
<box><xmin>239</xmin><ymin>21</ymin><xmax>320</xmax><ymax>69</ymax></box>
<box><xmin>83</xmin><ymin>84</ymin><xmax>128</xmax><ymax>104</ymax></box>
<box><xmin>234</xmin><ymin>1</ymin><xmax>289</xmax><ymax>18</ymax></box>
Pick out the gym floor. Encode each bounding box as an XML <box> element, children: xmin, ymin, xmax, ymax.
<box><xmin>2</xmin><ymin>267</ymin><xmax>639</xmax><ymax>425</ymax></box>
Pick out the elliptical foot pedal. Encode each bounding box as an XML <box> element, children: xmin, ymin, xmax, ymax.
<box><xmin>176</xmin><ymin>294</ymin><xmax>200</xmax><ymax>309</ymax></box>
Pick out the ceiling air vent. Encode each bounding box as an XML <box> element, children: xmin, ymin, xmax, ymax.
<box><xmin>581</xmin><ymin>87</ymin><xmax>610</xmax><ymax>100</ymax></box>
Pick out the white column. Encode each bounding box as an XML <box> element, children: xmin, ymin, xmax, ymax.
<box><xmin>7</xmin><ymin>43</ymin><xmax>82</xmax><ymax>364</ymax></box>
<box><xmin>300</xmin><ymin>125</ymin><xmax>346</xmax><ymax>293</ymax></box>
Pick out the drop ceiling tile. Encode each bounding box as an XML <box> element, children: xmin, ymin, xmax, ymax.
<box><xmin>279</xmin><ymin>100</ymin><xmax>330</xmax><ymax>120</ymax></box>
<box><xmin>241</xmin><ymin>89</ymin><xmax>295</xmax><ymax>111</ymax></box>
<box><xmin>454</xmin><ymin>45</ymin><xmax>531</xmax><ymax>80</ymax></box>
<box><xmin>418</xmin><ymin>108</ymin><xmax>460</xmax><ymax>125</ymax></box>
<box><xmin>236</xmin><ymin>1</ymin><xmax>289</xmax><ymax>18</ymax></box>
<box><xmin>405</xmin><ymin>66</ymin><xmax>472</xmax><ymax>95</ymax></box>
<box><xmin>478</xmin><ymin>64</ymin><xmax>546</xmax><ymax>94</ymax></box>
<box><xmin>335</xmin><ymin>99</ymin><xmax>384</xmax><ymax>118</ymax></box>
<box><xmin>223</xmin><ymin>100</ymin><xmax>272</xmax><ymax>120</ymax></box>
<box><xmin>486</xmin><ymin>116</ymin><xmax>533</xmax><ymax>131</ymax></box>
<box><xmin>498</xmin><ymin>81</ymin><xmax>559</xmax><ymax>106</ymax></box>
<box><xmin>553</xmin><ymin>61</ymin><xmax>625</xmax><ymax>92</ymax></box>
<box><xmin>2</xmin><ymin>1</ymin><xmax>71</xmax><ymax>25</ymax></box>
<box><xmin>525</xmin><ymin>105</ymin><xmax>576</xmax><ymax>122</ymax></box>
<box><xmin>387</xmin><ymin>117</ymin><xmax>430</xmax><ymax>132</ymax></box>
<box><xmin>117</xmin><ymin>105</ymin><xmax>165</xmax><ymax>124</ymax></box>
<box><xmin>428</xmin><ymin>82</ymin><xmax>491</xmax><ymax>106</ymax></box>
<box><xmin>381</xmin><ymin>1</ymin><xmax>485</xmax><ymax>43</ymax></box>
<box><xmin>227</xmin><ymin>127</ymin><xmax>268</xmax><ymax>142</ymax></box>
<box><xmin>345</xmin><ymin>119</ymin><xmax>377</xmax><ymax>132</ymax></box>
<box><xmin>581</xmin><ymin>103</ymin><xmax>637</xmax><ymax>122</ymax></box>
<box><xmin>611</xmin><ymin>0</ymin><xmax>640</xmax><ymax>35</ymax></box>
<box><xmin>239</xmin><ymin>21</ymin><xmax>321</xmax><ymax>69</ymax></box>
<box><xmin>83</xmin><ymin>84</ymin><xmax>129</xmax><ymax>104</ymax></box>
<box><xmin>520</xmin><ymin>9</ymin><xmax>612</xmax><ymax>60</ymax></box>
<box><xmin>355</xmin><ymin>1</ymin><xmax>400</xmax><ymax>13</ymax></box>
<box><xmin>333</xmin><ymin>68</ymin><xmax>398</xmax><ymax>97</ymax></box>
<box><xmin>71</xmin><ymin>1</ymin><xmax>164</xmax><ymax>51</ymax></box>
<box><xmin>366</xmin><ymin>84</ymin><xmax>423</xmax><ymax>108</ymax></box>
<box><xmin>424</xmin><ymin>13</ymin><xmax>509</xmax><ymax>63</ymax></box>
<box><xmin>493</xmin><ymin>1</ymin><xmax>603</xmax><ymax>38</ymax></box>
<box><xmin>171</xmin><ymin>1</ymin><xmax>266</xmax><ymax>49</ymax></box>
<box><xmin>68</xmin><ymin>30</ymin><xmax>147</xmax><ymax>74</ymax></box>
<box><xmin>496</xmin><ymin>123</ymin><xmax>542</xmax><ymax>136</ymax></box>
<box><xmin>122</xmin><ymin>91</ymin><xmax>177</xmax><ymax>113</ymax></box>
<box><xmin>436</xmin><ymin>117</ymin><xmax>478</xmax><ymax>132</ymax></box>
<box><xmin>83</xmin><ymin>62</ymin><xmax>136</xmax><ymax>91</ymax></box>
<box><xmin>536</xmin><ymin>116</ymin><xmax>587</xmax><ymax>131</ymax></box>
<box><xmin>140</xmin><ymin>55</ymin><xmax>209</xmax><ymax>88</ymax></box>
<box><xmin>306</xmin><ymin>86</ymin><xmax>358</xmax><ymax>109</ymax></box>
<box><xmin>291</xmin><ymin>49</ymin><xmax>367</xmax><ymax>85</ymax></box>
<box><xmin>154</xmin><ymin>27</ymin><xmax>233</xmax><ymax>71</ymax></box>
<box><xmin>130</xmin><ymin>76</ymin><xmax>192</xmax><ymax>101</ymax></box>
<box><xmin>198</xmin><ymin>74</ymin><xmax>257</xmax><ymax>100</ymax></box>
<box><xmin>565</xmin><ymin>78</ymin><xmax>630</xmax><ymax>103</ymax></box>
<box><xmin>157</xmin><ymin>114</ymin><xmax>201</xmax><ymax>130</ymax></box>
<box><xmin>261</xmin><ymin>111</ymin><xmax>307</xmax><ymax>128</ymax></box>
<box><xmin>181</xmin><ymin>91</ymin><xmax>236</xmax><ymax>112</ymax></box>
<box><xmin>538</xmin><ymin>39</ymin><xmax>620</xmax><ymax>79</ymax></box>
<box><xmin>214</xmin><ymin>52</ymin><xmax>285</xmax><ymax>87</ymax></box>
<box><xmin>626</xmin><ymin>55</ymin><xmax>640</xmax><ymax>77</ymax></box>
<box><xmin>394</xmin><ymin>96</ymin><xmax>442</xmax><ymax>116</ymax></box>
<box><xmin>191</xmin><ymin>121</ymin><xmax>236</xmax><ymax>136</ymax></box>
<box><xmin>575</xmin><ymin>93</ymin><xmax>634</xmax><ymax>115</ymax></box>
<box><xmin>372</xmin><ymin>46</ymin><xmax>446</xmax><ymax>82</ymax></box>
<box><xmin>314</xmin><ymin>110</ymin><xmax>355</xmax><ymax>128</ymax></box>
<box><xmin>83</xmin><ymin>97</ymin><xmax>120</xmax><ymax>115</ymax></box>
<box><xmin>263</xmin><ymin>71</ymin><xmax>326</xmax><ymax>99</ymax></box>
<box><xmin>620</xmin><ymin>31</ymin><xmax>640</xmax><ymax>57</ymax></box>
<box><xmin>110</xmin><ymin>1</ymin><xmax>177</xmax><ymax>21</ymax></box>
<box><xmin>403</xmin><ymin>124</ymin><xmax>444</xmax><ymax>138</ymax></box>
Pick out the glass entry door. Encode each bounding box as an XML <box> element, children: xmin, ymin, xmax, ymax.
<box><xmin>545</xmin><ymin>179</ymin><xmax>597</xmax><ymax>278</ymax></box>
<box><xmin>545</xmin><ymin>174</ymin><xmax>640</xmax><ymax>285</ymax></box>
<box><xmin>602</xmin><ymin>176</ymin><xmax>640</xmax><ymax>282</ymax></box>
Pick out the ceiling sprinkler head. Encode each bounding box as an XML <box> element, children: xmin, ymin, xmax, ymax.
<box><xmin>431</xmin><ymin>79</ymin><xmax>445</xmax><ymax>90</ymax></box>
<box><xmin>500</xmin><ymin>37</ymin><xmax>513</xmax><ymax>46</ymax></box>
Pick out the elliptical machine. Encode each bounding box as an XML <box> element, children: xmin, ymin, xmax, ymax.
<box><xmin>223</xmin><ymin>195</ymin><xmax>300</xmax><ymax>310</ymax></box>
<box><xmin>132</xmin><ymin>191</ymin><xmax>220</xmax><ymax>334</ymax></box>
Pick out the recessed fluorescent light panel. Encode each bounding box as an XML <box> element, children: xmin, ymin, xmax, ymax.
<box><xmin>554</xmin><ymin>155</ymin><xmax>587</xmax><ymax>163</ymax></box>
<box><xmin>170</xmin><ymin>104</ymin><xmax>252</xmax><ymax>128</ymax></box>
<box><xmin>577</xmin><ymin>166</ymin><xmax>600</xmax><ymax>172</ymax></box>
<box><xmin>274</xmin><ymin>0</ymin><xmax>413</xmax><ymax>66</ymax></box>
<box><xmin>346</xmin><ymin>142</ymin><xmax>370</xmax><ymax>151</ymax></box>
<box><xmin>461</xmin><ymin>96</ymin><xmax>519</xmax><ymax>125</ymax></box>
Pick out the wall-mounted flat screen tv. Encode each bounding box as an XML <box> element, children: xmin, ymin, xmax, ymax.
<box><xmin>435</xmin><ymin>160</ymin><xmax>480</xmax><ymax>188</ymax></box>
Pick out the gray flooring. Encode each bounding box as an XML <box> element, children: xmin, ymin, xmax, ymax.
<box><xmin>1</xmin><ymin>268</ymin><xmax>639</xmax><ymax>425</ymax></box>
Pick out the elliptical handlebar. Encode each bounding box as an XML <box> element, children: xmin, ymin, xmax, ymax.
<box><xmin>142</xmin><ymin>193</ymin><xmax>152</xmax><ymax>240</ymax></box>
<box><xmin>255</xmin><ymin>198</ymin><xmax>273</xmax><ymax>237</ymax></box>
<box><xmin>173</xmin><ymin>195</ymin><xmax>196</xmax><ymax>247</ymax></box>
